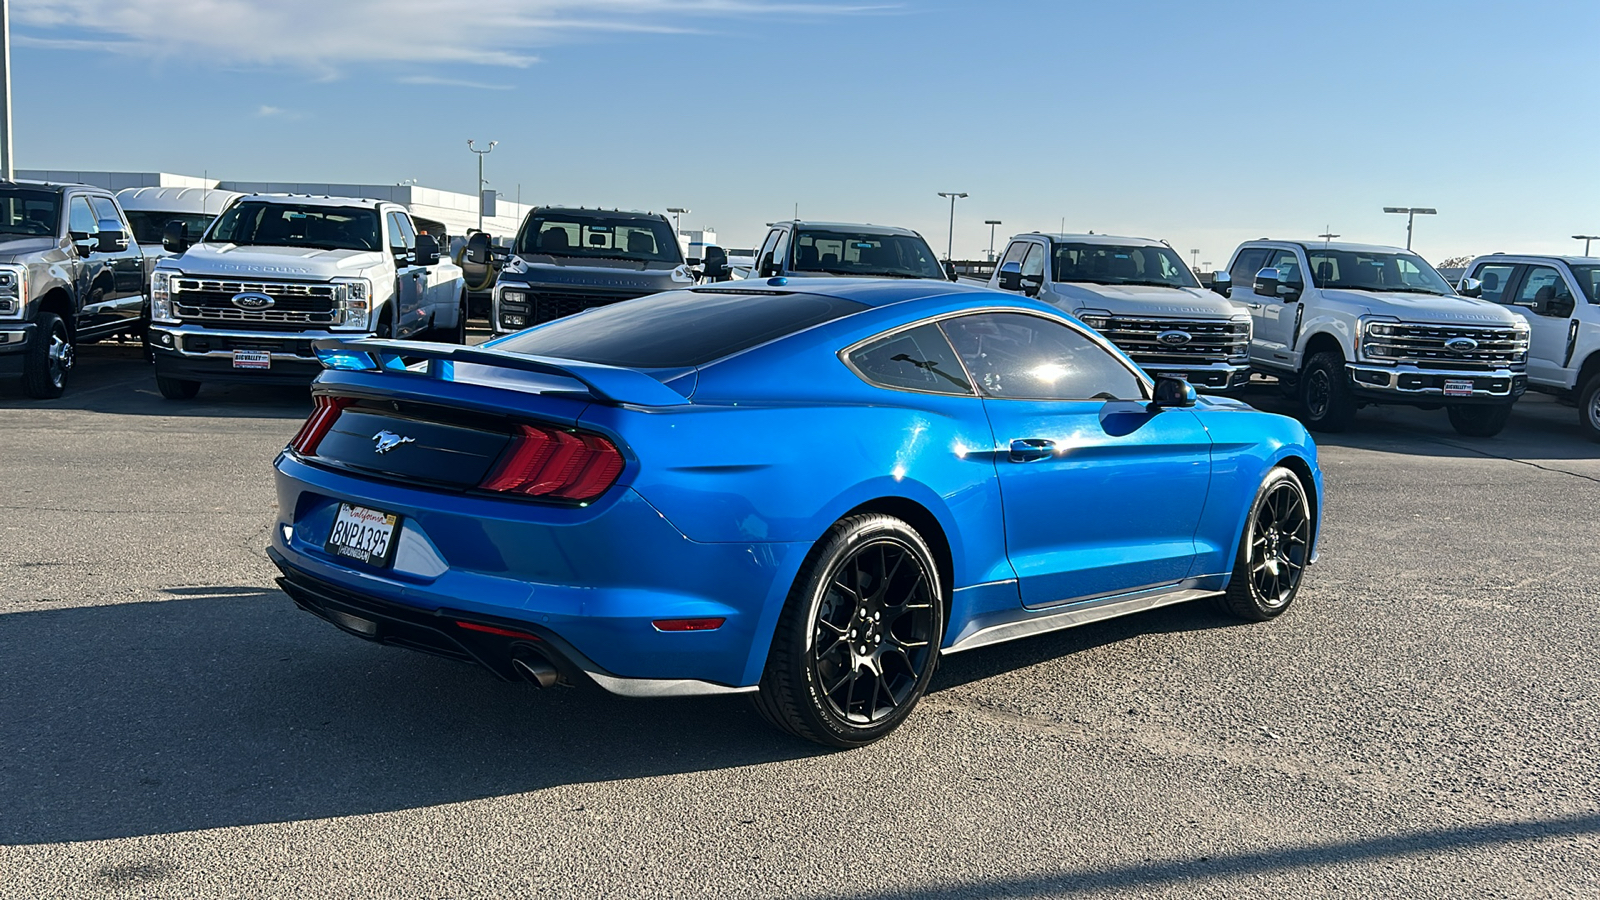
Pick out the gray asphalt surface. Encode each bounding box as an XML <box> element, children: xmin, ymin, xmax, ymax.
<box><xmin>2</xmin><ymin>341</ymin><xmax>1597</xmax><ymax>899</ymax></box>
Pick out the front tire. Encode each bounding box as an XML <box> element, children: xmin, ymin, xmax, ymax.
<box><xmin>21</xmin><ymin>312</ymin><xmax>73</xmax><ymax>399</ymax></box>
<box><xmin>1217</xmin><ymin>467</ymin><xmax>1312</xmax><ymax>622</ymax></box>
<box><xmin>1298</xmin><ymin>351</ymin><xmax>1357</xmax><ymax>432</ymax></box>
<box><xmin>156</xmin><ymin>375</ymin><xmax>201</xmax><ymax>400</ymax></box>
<box><xmin>1446</xmin><ymin>403</ymin><xmax>1513</xmax><ymax>437</ymax></box>
<box><xmin>1578</xmin><ymin>374</ymin><xmax>1600</xmax><ymax>443</ymax></box>
<box><xmin>753</xmin><ymin>514</ymin><xmax>944</xmax><ymax>748</ymax></box>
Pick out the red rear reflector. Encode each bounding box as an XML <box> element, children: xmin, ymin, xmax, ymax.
<box><xmin>480</xmin><ymin>424</ymin><xmax>624</xmax><ymax>501</ymax></box>
<box><xmin>651</xmin><ymin>618</ymin><xmax>726</xmax><ymax>632</ymax></box>
<box><xmin>289</xmin><ymin>396</ymin><xmax>354</xmax><ymax>455</ymax></box>
<box><xmin>455</xmin><ymin>620</ymin><xmax>541</xmax><ymax>641</ymax></box>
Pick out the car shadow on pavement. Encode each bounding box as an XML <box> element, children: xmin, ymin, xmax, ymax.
<box><xmin>0</xmin><ymin>590</ymin><xmax>820</xmax><ymax>845</ymax></box>
<box><xmin>0</xmin><ymin>344</ymin><xmax>311</xmax><ymax>418</ymax></box>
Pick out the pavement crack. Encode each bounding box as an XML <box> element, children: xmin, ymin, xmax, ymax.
<box><xmin>1419</xmin><ymin>437</ymin><xmax>1600</xmax><ymax>484</ymax></box>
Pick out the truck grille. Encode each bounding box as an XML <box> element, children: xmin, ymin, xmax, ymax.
<box><xmin>1363</xmin><ymin>322</ymin><xmax>1528</xmax><ymax>370</ymax></box>
<box><xmin>1094</xmin><ymin>317</ymin><xmax>1250</xmax><ymax>366</ymax></box>
<box><xmin>173</xmin><ymin>278</ymin><xmax>339</xmax><ymax>329</ymax></box>
<box><xmin>502</xmin><ymin>288</ymin><xmax>651</xmax><ymax>326</ymax></box>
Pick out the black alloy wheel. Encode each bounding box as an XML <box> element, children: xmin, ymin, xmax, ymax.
<box><xmin>1217</xmin><ymin>467</ymin><xmax>1311</xmax><ymax>622</ymax></box>
<box><xmin>22</xmin><ymin>312</ymin><xmax>73</xmax><ymax>399</ymax></box>
<box><xmin>755</xmin><ymin>514</ymin><xmax>944</xmax><ymax>748</ymax></box>
<box><xmin>1298</xmin><ymin>351</ymin><xmax>1357</xmax><ymax>432</ymax></box>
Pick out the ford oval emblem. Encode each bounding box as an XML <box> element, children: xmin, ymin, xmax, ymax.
<box><xmin>1444</xmin><ymin>337</ymin><xmax>1479</xmax><ymax>354</ymax></box>
<box><xmin>231</xmin><ymin>291</ymin><xmax>275</xmax><ymax>310</ymax></box>
<box><xmin>1157</xmin><ymin>330</ymin><xmax>1192</xmax><ymax>346</ymax></box>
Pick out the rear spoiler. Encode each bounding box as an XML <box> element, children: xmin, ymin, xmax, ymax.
<box><xmin>310</xmin><ymin>338</ymin><xmax>689</xmax><ymax>408</ymax></box>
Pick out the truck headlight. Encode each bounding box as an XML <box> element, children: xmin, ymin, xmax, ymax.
<box><xmin>0</xmin><ymin>264</ymin><xmax>28</xmax><ymax>319</ymax></box>
<box><xmin>1075</xmin><ymin>308</ymin><xmax>1112</xmax><ymax>331</ymax></box>
<box><xmin>333</xmin><ymin>278</ymin><xmax>373</xmax><ymax>331</ymax></box>
<box><xmin>1358</xmin><ymin>315</ymin><xmax>1401</xmax><ymax>363</ymax></box>
<box><xmin>149</xmin><ymin>270</ymin><xmax>177</xmax><ymax>324</ymax></box>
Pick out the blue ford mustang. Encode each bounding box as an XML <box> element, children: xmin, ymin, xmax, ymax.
<box><xmin>269</xmin><ymin>278</ymin><xmax>1322</xmax><ymax>747</ymax></box>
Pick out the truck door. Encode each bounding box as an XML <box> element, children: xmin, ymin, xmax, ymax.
<box><xmin>1239</xmin><ymin>247</ymin><xmax>1302</xmax><ymax>363</ymax></box>
<box><xmin>87</xmin><ymin>195</ymin><xmax>145</xmax><ymax>329</ymax></box>
<box><xmin>1508</xmin><ymin>264</ymin><xmax>1579</xmax><ymax>386</ymax></box>
<box><xmin>385</xmin><ymin>211</ymin><xmax>427</xmax><ymax>338</ymax></box>
<box><xmin>66</xmin><ymin>196</ymin><xmax>118</xmax><ymax>335</ymax></box>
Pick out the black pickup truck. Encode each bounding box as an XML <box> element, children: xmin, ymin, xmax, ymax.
<box><xmin>0</xmin><ymin>181</ymin><xmax>148</xmax><ymax>398</ymax></box>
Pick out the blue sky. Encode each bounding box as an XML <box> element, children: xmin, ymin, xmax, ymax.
<box><xmin>12</xmin><ymin>0</ymin><xmax>1599</xmax><ymax>263</ymax></box>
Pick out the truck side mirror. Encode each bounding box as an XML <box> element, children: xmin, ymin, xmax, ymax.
<box><xmin>1458</xmin><ymin>277</ymin><xmax>1482</xmax><ymax>298</ymax></box>
<box><xmin>997</xmin><ymin>260</ymin><xmax>1023</xmax><ymax>291</ymax></box>
<box><xmin>96</xmin><ymin>220</ymin><xmax>128</xmax><ymax>253</ymax></box>
<box><xmin>1254</xmin><ymin>266</ymin><xmax>1302</xmax><ymax>301</ymax></box>
<box><xmin>758</xmin><ymin>252</ymin><xmax>779</xmax><ymax>278</ymax></box>
<box><xmin>465</xmin><ymin>231</ymin><xmax>492</xmax><ymax>266</ymax></box>
<box><xmin>944</xmin><ymin>261</ymin><xmax>959</xmax><ymax>282</ymax></box>
<box><xmin>413</xmin><ymin>233</ymin><xmax>441</xmax><ymax>267</ymax></box>
<box><xmin>1020</xmin><ymin>271</ymin><xmax>1044</xmax><ymax>296</ymax></box>
<box><xmin>1210</xmin><ymin>271</ymin><xmax>1232</xmax><ymax>297</ymax></box>
<box><xmin>702</xmin><ymin>245</ymin><xmax>729</xmax><ymax>281</ymax></box>
<box><xmin>162</xmin><ymin>220</ymin><xmax>190</xmax><ymax>254</ymax></box>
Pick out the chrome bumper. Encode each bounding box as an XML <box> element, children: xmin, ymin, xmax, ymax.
<box><xmin>149</xmin><ymin>324</ymin><xmax>374</xmax><ymax>360</ymax></box>
<box><xmin>1346</xmin><ymin>362</ymin><xmax>1527</xmax><ymax>400</ymax></box>
<box><xmin>1138</xmin><ymin>359</ymin><xmax>1252</xmax><ymax>391</ymax></box>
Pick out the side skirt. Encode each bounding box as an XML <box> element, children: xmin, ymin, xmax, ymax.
<box><xmin>942</xmin><ymin>576</ymin><xmax>1226</xmax><ymax>655</ymax></box>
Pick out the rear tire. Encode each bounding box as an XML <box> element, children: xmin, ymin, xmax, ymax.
<box><xmin>1446</xmin><ymin>403</ymin><xmax>1513</xmax><ymax>437</ymax></box>
<box><xmin>156</xmin><ymin>374</ymin><xmax>201</xmax><ymax>400</ymax></box>
<box><xmin>1578</xmin><ymin>374</ymin><xmax>1600</xmax><ymax>443</ymax></box>
<box><xmin>21</xmin><ymin>312</ymin><xmax>73</xmax><ymax>399</ymax></box>
<box><xmin>432</xmin><ymin>291</ymin><xmax>468</xmax><ymax>344</ymax></box>
<box><xmin>1298</xmin><ymin>351</ymin><xmax>1357</xmax><ymax>432</ymax></box>
<box><xmin>1216</xmin><ymin>467</ymin><xmax>1312</xmax><ymax>622</ymax></box>
<box><xmin>753</xmin><ymin>514</ymin><xmax>944</xmax><ymax>749</ymax></box>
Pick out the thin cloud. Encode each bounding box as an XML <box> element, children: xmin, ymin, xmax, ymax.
<box><xmin>397</xmin><ymin>76</ymin><xmax>515</xmax><ymax>91</ymax></box>
<box><xmin>11</xmin><ymin>0</ymin><xmax>892</xmax><ymax>75</ymax></box>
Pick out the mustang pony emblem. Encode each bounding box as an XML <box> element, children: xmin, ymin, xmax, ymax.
<box><xmin>371</xmin><ymin>430</ymin><xmax>415</xmax><ymax>454</ymax></box>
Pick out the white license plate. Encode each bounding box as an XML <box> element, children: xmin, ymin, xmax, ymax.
<box><xmin>325</xmin><ymin>503</ymin><xmax>401</xmax><ymax>567</ymax></box>
<box><xmin>233</xmin><ymin>349</ymin><xmax>271</xmax><ymax>370</ymax></box>
<box><xmin>1443</xmin><ymin>379</ymin><xmax>1475</xmax><ymax>397</ymax></box>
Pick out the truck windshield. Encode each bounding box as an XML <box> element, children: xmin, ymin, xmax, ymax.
<box><xmin>791</xmin><ymin>229</ymin><xmax>945</xmax><ymax>279</ymax></box>
<box><xmin>1569</xmin><ymin>265</ymin><xmax>1600</xmax><ymax>303</ymax></box>
<box><xmin>207</xmin><ymin>202</ymin><xmax>382</xmax><ymax>251</ymax></box>
<box><xmin>1052</xmin><ymin>243</ymin><xmax>1200</xmax><ymax>289</ymax></box>
<box><xmin>1305</xmin><ymin>249</ymin><xmax>1453</xmax><ymax>295</ymax></box>
<box><xmin>125</xmin><ymin>211</ymin><xmax>215</xmax><ymax>245</ymax></box>
<box><xmin>516</xmin><ymin>214</ymin><xmax>682</xmax><ymax>264</ymax></box>
<box><xmin>0</xmin><ymin>188</ymin><xmax>60</xmax><ymax>238</ymax></box>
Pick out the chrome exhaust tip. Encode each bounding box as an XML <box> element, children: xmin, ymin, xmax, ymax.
<box><xmin>511</xmin><ymin>655</ymin><xmax>559</xmax><ymax>689</ymax></box>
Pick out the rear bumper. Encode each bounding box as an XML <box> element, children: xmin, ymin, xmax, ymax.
<box><xmin>1346</xmin><ymin>362</ymin><xmax>1526</xmax><ymax>405</ymax></box>
<box><xmin>270</xmin><ymin>452</ymin><xmax>810</xmax><ymax>690</ymax></box>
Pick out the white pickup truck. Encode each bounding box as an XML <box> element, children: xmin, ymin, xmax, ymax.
<box><xmin>988</xmin><ymin>233</ymin><xmax>1252</xmax><ymax>391</ymax></box>
<box><xmin>1222</xmin><ymin>240</ymin><xmax>1529</xmax><ymax>436</ymax></box>
<box><xmin>1459</xmin><ymin>254</ymin><xmax>1600</xmax><ymax>441</ymax></box>
<box><xmin>148</xmin><ymin>194</ymin><xmax>466</xmax><ymax>398</ymax></box>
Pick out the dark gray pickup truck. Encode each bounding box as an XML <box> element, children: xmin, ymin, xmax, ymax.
<box><xmin>0</xmin><ymin>181</ymin><xmax>148</xmax><ymax>398</ymax></box>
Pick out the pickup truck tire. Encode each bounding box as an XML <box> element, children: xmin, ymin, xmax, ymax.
<box><xmin>1298</xmin><ymin>351</ymin><xmax>1357</xmax><ymax>432</ymax></box>
<box><xmin>21</xmin><ymin>312</ymin><xmax>73</xmax><ymax>399</ymax></box>
<box><xmin>1216</xmin><ymin>466</ymin><xmax>1311</xmax><ymax>622</ymax></box>
<box><xmin>432</xmin><ymin>291</ymin><xmax>467</xmax><ymax>344</ymax></box>
<box><xmin>1446</xmin><ymin>403</ymin><xmax>1512</xmax><ymax>438</ymax></box>
<box><xmin>1577</xmin><ymin>375</ymin><xmax>1600</xmax><ymax>443</ymax></box>
<box><xmin>156</xmin><ymin>375</ymin><xmax>201</xmax><ymax>400</ymax></box>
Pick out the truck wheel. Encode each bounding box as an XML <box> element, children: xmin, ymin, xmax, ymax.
<box><xmin>433</xmin><ymin>291</ymin><xmax>467</xmax><ymax>344</ymax></box>
<box><xmin>1298</xmin><ymin>351</ymin><xmax>1357</xmax><ymax>432</ymax></box>
<box><xmin>1576</xmin><ymin>374</ymin><xmax>1600</xmax><ymax>443</ymax></box>
<box><xmin>1446</xmin><ymin>403</ymin><xmax>1512</xmax><ymax>438</ymax></box>
<box><xmin>21</xmin><ymin>312</ymin><xmax>73</xmax><ymax>399</ymax></box>
<box><xmin>156</xmin><ymin>375</ymin><xmax>201</xmax><ymax>400</ymax></box>
<box><xmin>753</xmin><ymin>514</ymin><xmax>944</xmax><ymax>748</ymax></box>
<box><xmin>1216</xmin><ymin>466</ymin><xmax>1311</xmax><ymax>622</ymax></box>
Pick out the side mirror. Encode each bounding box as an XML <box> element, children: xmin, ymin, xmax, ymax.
<box><xmin>1458</xmin><ymin>277</ymin><xmax>1482</xmax><ymax>298</ymax></box>
<box><xmin>758</xmin><ymin>252</ymin><xmax>780</xmax><ymax>278</ymax></box>
<box><xmin>1253</xmin><ymin>267</ymin><xmax>1279</xmax><ymax>297</ymax></box>
<box><xmin>162</xmin><ymin>220</ymin><xmax>190</xmax><ymax>254</ymax></box>
<box><xmin>413</xmin><ymin>233</ymin><xmax>441</xmax><ymax>267</ymax></box>
<box><xmin>702</xmin><ymin>245</ymin><xmax>729</xmax><ymax>281</ymax></box>
<box><xmin>1210</xmin><ymin>271</ymin><xmax>1232</xmax><ymax>297</ymax></box>
<box><xmin>96</xmin><ymin>222</ymin><xmax>128</xmax><ymax>253</ymax></box>
<box><xmin>1020</xmin><ymin>271</ymin><xmax>1044</xmax><ymax>296</ymax></box>
<box><xmin>69</xmin><ymin>231</ymin><xmax>95</xmax><ymax>255</ymax></box>
<box><xmin>944</xmin><ymin>261</ymin><xmax>959</xmax><ymax>282</ymax></box>
<box><xmin>997</xmin><ymin>260</ymin><xmax>1023</xmax><ymax>291</ymax></box>
<box><xmin>1151</xmin><ymin>375</ymin><xmax>1197</xmax><ymax>409</ymax></box>
<box><xmin>465</xmin><ymin>231</ymin><xmax>492</xmax><ymax>266</ymax></box>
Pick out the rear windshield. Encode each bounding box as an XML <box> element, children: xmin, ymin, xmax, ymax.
<box><xmin>515</xmin><ymin>212</ymin><xmax>682</xmax><ymax>264</ymax></box>
<box><xmin>489</xmin><ymin>290</ymin><xmax>868</xmax><ymax>368</ymax></box>
<box><xmin>792</xmin><ymin>229</ymin><xmax>944</xmax><ymax>279</ymax></box>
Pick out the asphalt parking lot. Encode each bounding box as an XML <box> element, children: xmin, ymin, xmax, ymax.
<box><xmin>2</xmin><ymin>342</ymin><xmax>1597</xmax><ymax>899</ymax></box>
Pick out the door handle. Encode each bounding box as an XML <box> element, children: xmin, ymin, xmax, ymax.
<box><xmin>1009</xmin><ymin>438</ymin><xmax>1056</xmax><ymax>463</ymax></box>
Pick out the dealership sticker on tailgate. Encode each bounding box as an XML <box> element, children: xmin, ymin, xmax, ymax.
<box><xmin>1443</xmin><ymin>379</ymin><xmax>1475</xmax><ymax>397</ymax></box>
<box><xmin>233</xmin><ymin>349</ymin><xmax>271</xmax><ymax>370</ymax></box>
<box><xmin>326</xmin><ymin>503</ymin><xmax>401</xmax><ymax>567</ymax></box>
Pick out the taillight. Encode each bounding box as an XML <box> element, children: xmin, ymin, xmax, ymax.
<box><xmin>479</xmin><ymin>424</ymin><xmax>624</xmax><ymax>502</ymax></box>
<box><xmin>289</xmin><ymin>396</ymin><xmax>354</xmax><ymax>455</ymax></box>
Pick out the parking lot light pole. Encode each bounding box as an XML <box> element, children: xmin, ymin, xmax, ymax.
<box><xmin>1572</xmin><ymin>234</ymin><xmax>1599</xmax><ymax>256</ymax></box>
<box><xmin>468</xmin><ymin>139</ymin><xmax>497</xmax><ymax>232</ymax></box>
<box><xmin>937</xmin><ymin>192</ymin><xmax>967</xmax><ymax>262</ymax></box>
<box><xmin>1</xmin><ymin>0</ymin><xmax>12</xmax><ymax>182</ymax></box>
<box><xmin>1383</xmin><ymin>206</ymin><xmax>1436</xmax><ymax>251</ymax></box>
<box><xmin>667</xmin><ymin>207</ymin><xmax>689</xmax><ymax>236</ymax></box>
<box><xmin>985</xmin><ymin>220</ymin><xmax>1002</xmax><ymax>261</ymax></box>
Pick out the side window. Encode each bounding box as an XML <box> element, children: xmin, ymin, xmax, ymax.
<box><xmin>1470</xmin><ymin>263</ymin><xmax>1518</xmax><ymax>304</ymax></box>
<box><xmin>68</xmin><ymin>197</ymin><xmax>98</xmax><ymax>236</ymax></box>
<box><xmin>999</xmin><ymin>241</ymin><xmax>1029</xmax><ymax>269</ymax></box>
<box><xmin>771</xmin><ymin>227</ymin><xmax>791</xmax><ymax>271</ymax></box>
<box><xmin>1020</xmin><ymin>244</ymin><xmax>1046</xmax><ymax>281</ymax></box>
<box><xmin>940</xmin><ymin>312</ymin><xmax>1145</xmax><ymax>401</ymax></box>
<box><xmin>757</xmin><ymin>228</ymin><xmax>781</xmax><ymax>270</ymax></box>
<box><xmin>846</xmin><ymin>322</ymin><xmax>973</xmax><ymax>396</ymax></box>
<box><xmin>1516</xmin><ymin>266</ymin><xmax>1573</xmax><ymax>316</ymax></box>
<box><xmin>386</xmin><ymin>211</ymin><xmax>416</xmax><ymax>254</ymax></box>
<box><xmin>1265</xmin><ymin>248</ymin><xmax>1303</xmax><ymax>285</ymax></box>
<box><xmin>1229</xmin><ymin>247</ymin><xmax>1270</xmax><ymax>285</ymax></box>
